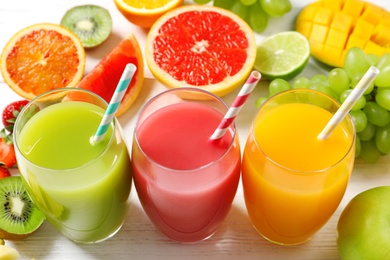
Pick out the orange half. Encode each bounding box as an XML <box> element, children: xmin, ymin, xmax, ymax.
<box><xmin>114</xmin><ymin>0</ymin><xmax>184</xmax><ymax>28</ymax></box>
<box><xmin>0</xmin><ymin>23</ymin><xmax>86</xmax><ymax>100</ymax></box>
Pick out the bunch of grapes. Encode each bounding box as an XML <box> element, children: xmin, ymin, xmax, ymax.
<box><xmin>256</xmin><ymin>47</ymin><xmax>390</xmax><ymax>164</ymax></box>
<box><xmin>193</xmin><ymin>0</ymin><xmax>292</xmax><ymax>33</ymax></box>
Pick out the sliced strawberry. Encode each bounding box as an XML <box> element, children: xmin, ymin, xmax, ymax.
<box><xmin>2</xmin><ymin>100</ymin><xmax>29</xmax><ymax>133</ymax></box>
<box><xmin>0</xmin><ymin>129</ymin><xmax>16</xmax><ymax>168</ymax></box>
<box><xmin>0</xmin><ymin>163</ymin><xmax>11</xmax><ymax>179</ymax></box>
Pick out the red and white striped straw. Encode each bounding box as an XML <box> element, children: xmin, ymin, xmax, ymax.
<box><xmin>210</xmin><ymin>71</ymin><xmax>261</xmax><ymax>141</ymax></box>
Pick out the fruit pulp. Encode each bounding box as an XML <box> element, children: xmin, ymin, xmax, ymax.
<box><xmin>242</xmin><ymin>103</ymin><xmax>354</xmax><ymax>245</ymax></box>
<box><xmin>132</xmin><ymin>102</ymin><xmax>241</xmax><ymax>243</ymax></box>
<box><xmin>16</xmin><ymin>102</ymin><xmax>132</xmax><ymax>243</ymax></box>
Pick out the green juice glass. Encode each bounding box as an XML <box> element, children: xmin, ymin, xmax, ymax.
<box><xmin>13</xmin><ymin>88</ymin><xmax>132</xmax><ymax>244</ymax></box>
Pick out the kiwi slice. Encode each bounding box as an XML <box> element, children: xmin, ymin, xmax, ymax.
<box><xmin>61</xmin><ymin>5</ymin><xmax>112</xmax><ymax>48</ymax></box>
<box><xmin>0</xmin><ymin>176</ymin><xmax>45</xmax><ymax>240</ymax></box>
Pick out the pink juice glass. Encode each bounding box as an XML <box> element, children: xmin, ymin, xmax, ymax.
<box><xmin>131</xmin><ymin>88</ymin><xmax>241</xmax><ymax>243</ymax></box>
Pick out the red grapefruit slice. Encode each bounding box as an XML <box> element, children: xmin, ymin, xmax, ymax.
<box><xmin>145</xmin><ymin>5</ymin><xmax>257</xmax><ymax>97</ymax></box>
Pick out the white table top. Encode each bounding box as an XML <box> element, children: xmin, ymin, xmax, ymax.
<box><xmin>1</xmin><ymin>0</ymin><xmax>389</xmax><ymax>259</ymax></box>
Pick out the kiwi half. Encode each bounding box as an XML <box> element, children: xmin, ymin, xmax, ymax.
<box><xmin>0</xmin><ymin>176</ymin><xmax>45</xmax><ymax>240</ymax></box>
<box><xmin>61</xmin><ymin>5</ymin><xmax>112</xmax><ymax>48</ymax></box>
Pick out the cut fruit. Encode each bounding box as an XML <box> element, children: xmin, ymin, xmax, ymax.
<box><xmin>0</xmin><ymin>23</ymin><xmax>85</xmax><ymax>100</ymax></box>
<box><xmin>114</xmin><ymin>0</ymin><xmax>184</xmax><ymax>28</ymax></box>
<box><xmin>76</xmin><ymin>33</ymin><xmax>144</xmax><ymax>117</ymax></box>
<box><xmin>296</xmin><ymin>0</ymin><xmax>390</xmax><ymax>67</ymax></box>
<box><xmin>145</xmin><ymin>5</ymin><xmax>257</xmax><ymax>97</ymax></box>
<box><xmin>60</xmin><ymin>5</ymin><xmax>112</xmax><ymax>48</ymax></box>
<box><xmin>254</xmin><ymin>31</ymin><xmax>310</xmax><ymax>81</ymax></box>
<box><xmin>0</xmin><ymin>244</ymin><xmax>20</xmax><ymax>260</ymax></box>
<box><xmin>0</xmin><ymin>176</ymin><xmax>45</xmax><ymax>241</ymax></box>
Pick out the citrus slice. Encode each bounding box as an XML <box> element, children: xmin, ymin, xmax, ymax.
<box><xmin>0</xmin><ymin>23</ymin><xmax>86</xmax><ymax>100</ymax></box>
<box><xmin>254</xmin><ymin>31</ymin><xmax>310</xmax><ymax>81</ymax></box>
<box><xmin>145</xmin><ymin>5</ymin><xmax>257</xmax><ymax>97</ymax></box>
<box><xmin>114</xmin><ymin>0</ymin><xmax>184</xmax><ymax>28</ymax></box>
<box><xmin>76</xmin><ymin>33</ymin><xmax>144</xmax><ymax>117</ymax></box>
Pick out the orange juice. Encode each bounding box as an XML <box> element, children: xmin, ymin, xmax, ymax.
<box><xmin>242</xmin><ymin>92</ymin><xmax>355</xmax><ymax>245</ymax></box>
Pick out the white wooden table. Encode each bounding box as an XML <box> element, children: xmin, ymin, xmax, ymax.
<box><xmin>1</xmin><ymin>0</ymin><xmax>389</xmax><ymax>259</ymax></box>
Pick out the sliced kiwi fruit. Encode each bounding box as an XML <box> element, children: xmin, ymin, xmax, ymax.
<box><xmin>0</xmin><ymin>176</ymin><xmax>45</xmax><ymax>240</ymax></box>
<box><xmin>61</xmin><ymin>5</ymin><xmax>112</xmax><ymax>48</ymax></box>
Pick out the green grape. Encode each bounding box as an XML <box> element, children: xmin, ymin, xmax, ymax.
<box><xmin>355</xmin><ymin>135</ymin><xmax>361</xmax><ymax>158</ymax></box>
<box><xmin>309</xmin><ymin>82</ymin><xmax>337</xmax><ymax>100</ymax></box>
<box><xmin>376</xmin><ymin>89</ymin><xmax>390</xmax><ymax>111</ymax></box>
<box><xmin>193</xmin><ymin>0</ymin><xmax>212</xmax><ymax>4</ymax></box>
<box><xmin>350</xmin><ymin>110</ymin><xmax>367</xmax><ymax>133</ymax></box>
<box><xmin>365</xmin><ymin>93</ymin><xmax>374</xmax><ymax>102</ymax></box>
<box><xmin>367</xmin><ymin>53</ymin><xmax>379</xmax><ymax>66</ymax></box>
<box><xmin>327</xmin><ymin>68</ymin><xmax>350</xmax><ymax>96</ymax></box>
<box><xmin>339</xmin><ymin>89</ymin><xmax>366</xmax><ymax>111</ymax></box>
<box><xmin>343</xmin><ymin>47</ymin><xmax>371</xmax><ymax>78</ymax></box>
<box><xmin>246</xmin><ymin>1</ymin><xmax>268</xmax><ymax>33</ymax></box>
<box><xmin>255</xmin><ymin>96</ymin><xmax>268</xmax><ymax>108</ymax></box>
<box><xmin>359</xmin><ymin>139</ymin><xmax>381</xmax><ymax>164</ymax></box>
<box><xmin>351</xmin><ymin>74</ymin><xmax>374</xmax><ymax>95</ymax></box>
<box><xmin>259</xmin><ymin>0</ymin><xmax>292</xmax><ymax>17</ymax></box>
<box><xmin>268</xmin><ymin>78</ymin><xmax>292</xmax><ymax>96</ymax></box>
<box><xmin>293</xmin><ymin>76</ymin><xmax>310</xmax><ymax>89</ymax></box>
<box><xmin>213</xmin><ymin>0</ymin><xmax>235</xmax><ymax>9</ymax></box>
<box><xmin>375</xmin><ymin>124</ymin><xmax>390</xmax><ymax>154</ymax></box>
<box><xmin>363</xmin><ymin>101</ymin><xmax>390</xmax><ymax>127</ymax></box>
<box><xmin>310</xmin><ymin>74</ymin><xmax>327</xmax><ymax>84</ymax></box>
<box><xmin>357</xmin><ymin>122</ymin><xmax>376</xmax><ymax>141</ymax></box>
<box><xmin>230</xmin><ymin>0</ymin><xmax>249</xmax><ymax>20</ymax></box>
<box><xmin>374</xmin><ymin>55</ymin><xmax>390</xmax><ymax>87</ymax></box>
<box><xmin>240</xmin><ymin>0</ymin><xmax>257</xmax><ymax>6</ymax></box>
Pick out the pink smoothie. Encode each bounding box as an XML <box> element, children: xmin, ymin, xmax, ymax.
<box><xmin>132</xmin><ymin>102</ymin><xmax>241</xmax><ymax>243</ymax></box>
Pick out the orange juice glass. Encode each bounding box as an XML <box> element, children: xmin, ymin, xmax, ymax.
<box><xmin>242</xmin><ymin>89</ymin><xmax>355</xmax><ymax>245</ymax></box>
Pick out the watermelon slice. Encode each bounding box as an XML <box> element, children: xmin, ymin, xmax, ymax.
<box><xmin>77</xmin><ymin>33</ymin><xmax>144</xmax><ymax>116</ymax></box>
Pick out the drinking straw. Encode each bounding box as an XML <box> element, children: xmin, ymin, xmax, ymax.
<box><xmin>92</xmin><ymin>63</ymin><xmax>137</xmax><ymax>144</ymax></box>
<box><xmin>210</xmin><ymin>70</ymin><xmax>261</xmax><ymax>141</ymax></box>
<box><xmin>317</xmin><ymin>66</ymin><xmax>380</xmax><ymax>140</ymax></box>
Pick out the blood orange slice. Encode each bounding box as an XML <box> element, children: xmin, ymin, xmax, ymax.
<box><xmin>0</xmin><ymin>23</ymin><xmax>86</xmax><ymax>100</ymax></box>
<box><xmin>76</xmin><ymin>33</ymin><xmax>144</xmax><ymax>116</ymax></box>
<box><xmin>145</xmin><ymin>5</ymin><xmax>257</xmax><ymax>97</ymax></box>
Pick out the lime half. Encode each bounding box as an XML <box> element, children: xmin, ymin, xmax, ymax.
<box><xmin>254</xmin><ymin>31</ymin><xmax>310</xmax><ymax>81</ymax></box>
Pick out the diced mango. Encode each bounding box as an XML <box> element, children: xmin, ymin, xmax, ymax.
<box><xmin>330</xmin><ymin>13</ymin><xmax>353</xmax><ymax>32</ymax></box>
<box><xmin>296</xmin><ymin>0</ymin><xmax>390</xmax><ymax>67</ymax></box>
<box><xmin>326</xmin><ymin>29</ymin><xmax>348</xmax><ymax>49</ymax></box>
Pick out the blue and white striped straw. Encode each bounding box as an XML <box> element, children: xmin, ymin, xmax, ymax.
<box><xmin>92</xmin><ymin>63</ymin><xmax>137</xmax><ymax>144</ymax></box>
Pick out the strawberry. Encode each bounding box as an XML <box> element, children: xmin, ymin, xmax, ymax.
<box><xmin>0</xmin><ymin>129</ymin><xmax>16</xmax><ymax>168</ymax></box>
<box><xmin>2</xmin><ymin>100</ymin><xmax>29</xmax><ymax>133</ymax></box>
<box><xmin>0</xmin><ymin>163</ymin><xmax>11</xmax><ymax>179</ymax></box>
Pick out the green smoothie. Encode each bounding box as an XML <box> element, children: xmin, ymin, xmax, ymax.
<box><xmin>16</xmin><ymin>101</ymin><xmax>132</xmax><ymax>243</ymax></box>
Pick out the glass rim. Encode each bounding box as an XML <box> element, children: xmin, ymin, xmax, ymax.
<box><xmin>134</xmin><ymin>87</ymin><xmax>238</xmax><ymax>173</ymax></box>
<box><xmin>13</xmin><ymin>87</ymin><xmax>117</xmax><ymax>172</ymax></box>
<box><xmin>251</xmin><ymin>88</ymin><xmax>356</xmax><ymax>174</ymax></box>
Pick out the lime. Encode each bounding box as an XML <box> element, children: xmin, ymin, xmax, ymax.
<box><xmin>254</xmin><ymin>31</ymin><xmax>310</xmax><ymax>81</ymax></box>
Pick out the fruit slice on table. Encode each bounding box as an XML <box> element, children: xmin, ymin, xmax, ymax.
<box><xmin>0</xmin><ymin>244</ymin><xmax>20</xmax><ymax>260</ymax></box>
<box><xmin>146</xmin><ymin>5</ymin><xmax>257</xmax><ymax>97</ymax></box>
<box><xmin>114</xmin><ymin>0</ymin><xmax>184</xmax><ymax>28</ymax></box>
<box><xmin>0</xmin><ymin>23</ymin><xmax>85</xmax><ymax>100</ymax></box>
<box><xmin>76</xmin><ymin>33</ymin><xmax>144</xmax><ymax>117</ymax></box>
<box><xmin>0</xmin><ymin>176</ymin><xmax>45</xmax><ymax>240</ymax></box>
<box><xmin>254</xmin><ymin>31</ymin><xmax>310</xmax><ymax>81</ymax></box>
<box><xmin>61</xmin><ymin>5</ymin><xmax>113</xmax><ymax>48</ymax></box>
<box><xmin>296</xmin><ymin>0</ymin><xmax>390</xmax><ymax>67</ymax></box>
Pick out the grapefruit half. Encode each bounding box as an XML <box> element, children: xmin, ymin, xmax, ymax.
<box><xmin>76</xmin><ymin>33</ymin><xmax>144</xmax><ymax>117</ymax></box>
<box><xmin>145</xmin><ymin>5</ymin><xmax>257</xmax><ymax>97</ymax></box>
